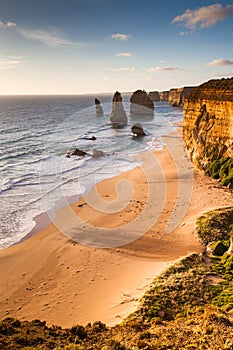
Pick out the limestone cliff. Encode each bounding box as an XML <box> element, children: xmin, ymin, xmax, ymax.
<box><xmin>183</xmin><ymin>78</ymin><xmax>233</xmax><ymax>169</ymax></box>
<box><xmin>159</xmin><ymin>91</ymin><xmax>169</xmax><ymax>101</ymax></box>
<box><xmin>168</xmin><ymin>87</ymin><xmax>194</xmax><ymax>107</ymax></box>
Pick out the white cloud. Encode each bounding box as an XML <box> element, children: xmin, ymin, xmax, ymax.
<box><xmin>18</xmin><ymin>28</ymin><xmax>89</xmax><ymax>47</ymax></box>
<box><xmin>0</xmin><ymin>20</ymin><xmax>94</xmax><ymax>48</ymax></box>
<box><xmin>147</xmin><ymin>66</ymin><xmax>182</xmax><ymax>72</ymax></box>
<box><xmin>0</xmin><ymin>56</ymin><xmax>22</xmax><ymax>69</ymax></box>
<box><xmin>207</xmin><ymin>58</ymin><xmax>233</xmax><ymax>66</ymax></box>
<box><xmin>0</xmin><ymin>21</ymin><xmax>16</xmax><ymax>28</ymax></box>
<box><xmin>111</xmin><ymin>33</ymin><xmax>131</xmax><ymax>40</ymax></box>
<box><xmin>172</xmin><ymin>3</ymin><xmax>233</xmax><ymax>29</ymax></box>
<box><xmin>110</xmin><ymin>67</ymin><xmax>135</xmax><ymax>72</ymax></box>
<box><xmin>116</xmin><ymin>52</ymin><xmax>133</xmax><ymax>57</ymax></box>
<box><xmin>179</xmin><ymin>31</ymin><xmax>193</xmax><ymax>36</ymax></box>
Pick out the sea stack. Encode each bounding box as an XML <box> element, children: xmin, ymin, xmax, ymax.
<box><xmin>130</xmin><ymin>89</ymin><xmax>154</xmax><ymax>116</ymax></box>
<box><xmin>95</xmin><ymin>98</ymin><xmax>104</xmax><ymax>116</ymax></box>
<box><xmin>149</xmin><ymin>91</ymin><xmax>160</xmax><ymax>101</ymax></box>
<box><xmin>110</xmin><ymin>91</ymin><xmax>127</xmax><ymax>127</ymax></box>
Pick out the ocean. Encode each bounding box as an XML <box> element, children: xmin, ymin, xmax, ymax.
<box><xmin>0</xmin><ymin>94</ymin><xmax>183</xmax><ymax>249</ymax></box>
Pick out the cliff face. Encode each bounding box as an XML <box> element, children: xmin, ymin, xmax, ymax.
<box><xmin>159</xmin><ymin>87</ymin><xmax>194</xmax><ymax>106</ymax></box>
<box><xmin>168</xmin><ymin>87</ymin><xmax>194</xmax><ymax>107</ymax></box>
<box><xmin>183</xmin><ymin>78</ymin><xmax>233</xmax><ymax>168</ymax></box>
<box><xmin>159</xmin><ymin>91</ymin><xmax>169</xmax><ymax>101</ymax></box>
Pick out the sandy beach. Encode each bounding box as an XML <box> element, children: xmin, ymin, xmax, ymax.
<box><xmin>0</xmin><ymin>129</ymin><xmax>232</xmax><ymax>328</ymax></box>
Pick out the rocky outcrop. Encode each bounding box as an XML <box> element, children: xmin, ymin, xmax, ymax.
<box><xmin>149</xmin><ymin>91</ymin><xmax>160</xmax><ymax>101</ymax></box>
<box><xmin>183</xmin><ymin>78</ymin><xmax>233</xmax><ymax>169</ymax></box>
<box><xmin>130</xmin><ymin>90</ymin><xmax>154</xmax><ymax>116</ymax></box>
<box><xmin>168</xmin><ymin>87</ymin><xmax>194</xmax><ymax>107</ymax></box>
<box><xmin>92</xmin><ymin>149</ymin><xmax>104</xmax><ymax>158</ymax></box>
<box><xmin>66</xmin><ymin>149</ymin><xmax>88</xmax><ymax>158</ymax></box>
<box><xmin>131</xmin><ymin>123</ymin><xmax>146</xmax><ymax>137</ymax></box>
<box><xmin>95</xmin><ymin>98</ymin><xmax>104</xmax><ymax>116</ymax></box>
<box><xmin>110</xmin><ymin>91</ymin><xmax>127</xmax><ymax>126</ymax></box>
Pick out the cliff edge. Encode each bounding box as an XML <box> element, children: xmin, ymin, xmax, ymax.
<box><xmin>183</xmin><ymin>78</ymin><xmax>233</xmax><ymax>169</ymax></box>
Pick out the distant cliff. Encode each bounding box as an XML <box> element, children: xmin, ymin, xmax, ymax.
<box><xmin>159</xmin><ymin>91</ymin><xmax>169</xmax><ymax>101</ymax></box>
<box><xmin>183</xmin><ymin>78</ymin><xmax>233</xmax><ymax>169</ymax></box>
<box><xmin>158</xmin><ymin>87</ymin><xmax>194</xmax><ymax>106</ymax></box>
<box><xmin>168</xmin><ymin>87</ymin><xmax>194</xmax><ymax>107</ymax></box>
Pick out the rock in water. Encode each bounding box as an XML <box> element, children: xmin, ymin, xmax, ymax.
<box><xmin>130</xmin><ymin>89</ymin><xmax>154</xmax><ymax>116</ymax></box>
<box><xmin>83</xmin><ymin>136</ymin><xmax>96</xmax><ymax>141</ymax></box>
<box><xmin>110</xmin><ymin>91</ymin><xmax>127</xmax><ymax>127</ymax></box>
<box><xmin>131</xmin><ymin>123</ymin><xmax>146</xmax><ymax>137</ymax></box>
<box><xmin>92</xmin><ymin>149</ymin><xmax>105</xmax><ymax>158</ymax></box>
<box><xmin>95</xmin><ymin>98</ymin><xmax>104</xmax><ymax>116</ymax></box>
<box><xmin>66</xmin><ymin>148</ymin><xmax>88</xmax><ymax>157</ymax></box>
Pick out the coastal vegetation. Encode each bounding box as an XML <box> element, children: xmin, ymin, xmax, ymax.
<box><xmin>205</xmin><ymin>157</ymin><xmax>233</xmax><ymax>187</ymax></box>
<box><xmin>1</xmin><ymin>207</ymin><xmax>233</xmax><ymax>349</ymax></box>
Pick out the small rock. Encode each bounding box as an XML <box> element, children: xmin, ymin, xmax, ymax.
<box><xmin>92</xmin><ymin>149</ymin><xmax>104</xmax><ymax>158</ymax></box>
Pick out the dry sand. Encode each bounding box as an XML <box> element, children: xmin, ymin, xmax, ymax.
<box><xmin>0</xmin><ymin>129</ymin><xmax>232</xmax><ymax>328</ymax></box>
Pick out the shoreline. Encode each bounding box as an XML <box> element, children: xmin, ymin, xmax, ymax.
<box><xmin>10</xmin><ymin>124</ymin><xmax>177</xmax><ymax>250</ymax></box>
<box><xmin>0</xmin><ymin>129</ymin><xmax>232</xmax><ymax>328</ymax></box>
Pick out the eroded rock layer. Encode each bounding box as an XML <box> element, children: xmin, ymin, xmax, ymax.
<box><xmin>183</xmin><ymin>78</ymin><xmax>233</xmax><ymax>168</ymax></box>
<box><xmin>168</xmin><ymin>87</ymin><xmax>194</xmax><ymax>107</ymax></box>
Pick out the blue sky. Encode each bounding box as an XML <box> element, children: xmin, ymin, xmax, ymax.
<box><xmin>0</xmin><ymin>0</ymin><xmax>233</xmax><ymax>94</ymax></box>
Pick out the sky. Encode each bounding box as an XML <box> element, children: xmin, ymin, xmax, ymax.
<box><xmin>0</xmin><ymin>0</ymin><xmax>233</xmax><ymax>94</ymax></box>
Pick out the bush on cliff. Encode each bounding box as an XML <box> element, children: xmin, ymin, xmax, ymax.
<box><xmin>219</xmin><ymin>158</ymin><xmax>233</xmax><ymax>186</ymax></box>
<box><xmin>205</xmin><ymin>157</ymin><xmax>233</xmax><ymax>186</ymax></box>
<box><xmin>196</xmin><ymin>207</ymin><xmax>233</xmax><ymax>245</ymax></box>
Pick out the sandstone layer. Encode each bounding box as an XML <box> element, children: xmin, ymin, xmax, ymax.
<box><xmin>168</xmin><ymin>87</ymin><xmax>194</xmax><ymax>107</ymax></box>
<box><xmin>159</xmin><ymin>91</ymin><xmax>169</xmax><ymax>101</ymax></box>
<box><xmin>183</xmin><ymin>78</ymin><xmax>233</xmax><ymax>168</ymax></box>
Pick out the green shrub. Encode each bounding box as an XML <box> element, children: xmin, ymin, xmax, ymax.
<box><xmin>92</xmin><ymin>321</ymin><xmax>107</xmax><ymax>332</ymax></box>
<box><xmin>205</xmin><ymin>157</ymin><xmax>229</xmax><ymax>179</ymax></box>
<box><xmin>70</xmin><ymin>325</ymin><xmax>87</xmax><ymax>339</ymax></box>
<box><xmin>212</xmin><ymin>285</ymin><xmax>233</xmax><ymax>311</ymax></box>
<box><xmin>220</xmin><ymin>158</ymin><xmax>233</xmax><ymax>186</ymax></box>
<box><xmin>209</xmin><ymin>240</ymin><xmax>229</xmax><ymax>256</ymax></box>
<box><xmin>205</xmin><ymin>157</ymin><xmax>233</xmax><ymax>186</ymax></box>
<box><xmin>196</xmin><ymin>207</ymin><xmax>233</xmax><ymax>245</ymax></box>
